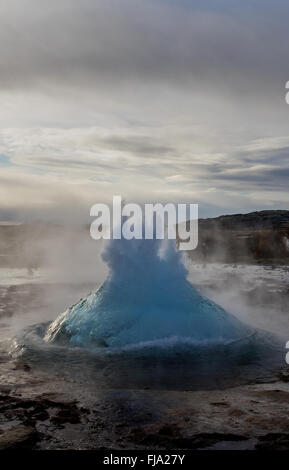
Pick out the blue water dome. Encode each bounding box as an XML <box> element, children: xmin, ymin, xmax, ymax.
<box><xmin>45</xmin><ymin>237</ymin><xmax>253</xmax><ymax>349</ymax></box>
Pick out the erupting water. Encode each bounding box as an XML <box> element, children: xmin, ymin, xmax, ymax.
<box><xmin>44</xmin><ymin>237</ymin><xmax>253</xmax><ymax>348</ymax></box>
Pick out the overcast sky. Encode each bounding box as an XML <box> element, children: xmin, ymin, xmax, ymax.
<box><xmin>0</xmin><ymin>0</ymin><xmax>289</xmax><ymax>222</ymax></box>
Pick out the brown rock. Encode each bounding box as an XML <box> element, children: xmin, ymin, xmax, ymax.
<box><xmin>0</xmin><ymin>425</ymin><xmax>38</xmax><ymax>449</ymax></box>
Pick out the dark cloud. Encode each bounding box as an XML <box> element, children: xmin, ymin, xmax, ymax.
<box><xmin>0</xmin><ymin>0</ymin><xmax>288</xmax><ymax>97</ymax></box>
<box><xmin>216</xmin><ymin>167</ymin><xmax>289</xmax><ymax>187</ymax></box>
<box><xmin>242</xmin><ymin>148</ymin><xmax>289</xmax><ymax>167</ymax></box>
<box><xmin>101</xmin><ymin>136</ymin><xmax>173</xmax><ymax>158</ymax></box>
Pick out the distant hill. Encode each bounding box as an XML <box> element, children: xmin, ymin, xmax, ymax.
<box><xmin>1</xmin><ymin>210</ymin><xmax>289</xmax><ymax>268</ymax></box>
<box><xmin>182</xmin><ymin>210</ymin><xmax>289</xmax><ymax>264</ymax></box>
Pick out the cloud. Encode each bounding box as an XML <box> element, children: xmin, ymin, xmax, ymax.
<box><xmin>0</xmin><ymin>0</ymin><xmax>288</xmax><ymax>96</ymax></box>
<box><xmin>0</xmin><ymin>125</ymin><xmax>288</xmax><ymax>221</ymax></box>
<box><xmin>0</xmin><ymin>0</ymin><xmax>288</xmax><ymax>219</ymax></box>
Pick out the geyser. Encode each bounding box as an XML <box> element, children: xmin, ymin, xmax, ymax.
<box><xmin>45</xmin><ymin>236</ymin><xmax>253</xmax><ymax>348</ymax></box>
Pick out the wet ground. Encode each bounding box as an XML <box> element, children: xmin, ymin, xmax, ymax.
<box><xmin>1</xmin><ymin>263</ymin><xmax>289</xmax><ymax>450</ymax></box>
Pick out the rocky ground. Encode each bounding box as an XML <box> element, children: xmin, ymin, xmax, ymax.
<box><xmin>1</xmin><ymin>354</ymin><xmax>289</xmax><ymax>450</ymax></box>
